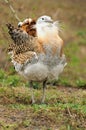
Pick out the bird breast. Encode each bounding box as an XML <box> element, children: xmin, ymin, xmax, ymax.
<box><xmin>36</xmin><ymin>23</ymin><xmax>58</xmax><ymax>41</ymax></box>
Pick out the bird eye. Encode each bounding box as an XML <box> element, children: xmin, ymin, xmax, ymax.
<box><xmin>42</xmin><ymin>18</ymin><xmax>44</xmax><ymax>20</ymax></box>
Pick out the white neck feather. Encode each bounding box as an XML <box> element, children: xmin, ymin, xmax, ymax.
<box><xmin>36</xmin><ymin>22</ymin><xmax>59</xmax><ymax>40</ymax></box>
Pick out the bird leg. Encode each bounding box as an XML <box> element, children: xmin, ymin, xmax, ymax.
<box><xmin>29</xmin><ymin>81</ymin><xmax>35</xmax><ymax>104</ymax></box>
<box><xmin>41</xmin><ymin>79</ymin><xmax>47</xmax><ymax>103</ymax></box>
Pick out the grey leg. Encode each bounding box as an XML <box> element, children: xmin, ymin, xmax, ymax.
<box><xmin>41</xmin><ymin>79</ymin><xmax>47</xmax><ymax>103</ymax></box>
<box><xmin>29</xmin><ymin>81</ymin><xmax>35</xmax><ymax>104</ymax></box>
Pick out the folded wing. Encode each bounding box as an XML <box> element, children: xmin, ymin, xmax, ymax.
<box><xmin>6</xmin><ymin>23</ymin><xmax>39</xmax><ymax>64</ymax></box>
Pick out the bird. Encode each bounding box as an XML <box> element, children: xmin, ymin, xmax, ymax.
<box><xmin>6</xmin><ymin>15</ymin><xmax>67</xmax><ymax>104</ymax></box>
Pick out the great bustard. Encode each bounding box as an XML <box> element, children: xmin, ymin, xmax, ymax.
<box><xmin>6</xmin><ymin>15</ymin><xmax>67</xmax><ymax>104</ymax></box>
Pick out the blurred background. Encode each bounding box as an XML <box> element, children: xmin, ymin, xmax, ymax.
<box><xmin>0</xmin><ymin>0</ymin><xmax>86</xmax><ymax>88</ymax></box>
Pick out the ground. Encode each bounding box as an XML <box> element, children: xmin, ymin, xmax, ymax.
<box><xmin>0</xmin><ymin>86</ymin><xmax>86</xmax><ymax>130</ymax></box>
<box><xmin>0</xmin><ymin>0</ymin><xmax>86</xmax><ymax>130</ymax></box>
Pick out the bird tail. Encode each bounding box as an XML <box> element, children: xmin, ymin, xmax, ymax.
<box><xmin>6</xmin><ymin>23</ymin><xmax>15</xmax><ymax>34</ymax></box>
<box><xmin>6</xmin><ymin>23</ymin><xmax>17</xmax><ymax>42</ymax></box>
<box><xmin>6</xmin><ymin>23</ymin><xmax>28</xmax><ymax>45</ymax></box>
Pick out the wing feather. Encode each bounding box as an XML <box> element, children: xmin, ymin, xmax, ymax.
<box><xmin>7</xmin><ymin>23</ymin><xmax>44</xmax><ymax>54</ymax></box>
<box><xmin>12</xmin><ymin>51</ymin><xmax>38</xmax><ymax>64</ymax></box>
<box><xmin>6</xmin><ymin>23</ymin><xmax>40</xmax><ymax>64</ymax></box>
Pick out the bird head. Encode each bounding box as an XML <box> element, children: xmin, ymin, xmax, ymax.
<box><xmin>36</xmin><ymin>15</ymin><xmax>60</xmax><ymax>41</ymax></box>
<box><xmin>36</xmin><ymin>15</ymin><xmax>53</xmax><ymax>24</ymax></box>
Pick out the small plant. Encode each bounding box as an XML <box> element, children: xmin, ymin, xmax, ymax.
<box><xmin>76</xmin><ymin>79</ymin><xmax>86</xmax><ymax>88</ymax></box>
<box><xmin>0</xmin><ymin>69</ymin><xmax>6</xmax><ymax>80</ymax></box>
<box><xmin>58</xmin><ymin>78</ymin><xmax>71</xmax><ymax>86</ymax></box>
<box><xmin>25</xmin><ymin>82</ymin><xmax>41</xmax><ymax>89</ymax></box>
<box><xmin>6</xmin><ymin>75</ymin><xmax>20</xmax><ymax>87</ymax></box>
<box><xmin>22</xmin><ymin>120</ymin><xmax>31</xmax><ymax>127</ymax></box>
<box><xmin>76</xmin><ymin>30</ymin><xmax>85</xmax><ymax>37</ymax></box>
<box><xmin>8</xmin><ymin>66</ymin><xmax>16</xmax><ymax>74</ymax></box>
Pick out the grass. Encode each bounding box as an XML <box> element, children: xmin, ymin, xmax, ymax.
<box><xmin>0</xmin><ymin>85</ymin><xmax>86</xmax><ymax>130</ymax></box>
<box><xmin>0</xmin><ymin>0</ymin><xmax>86</xmax><ymax>129</ymax></box>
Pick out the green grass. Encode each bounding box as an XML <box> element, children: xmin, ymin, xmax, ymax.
<box><xmin>0</xmin><ymin>69</ymin><xmax>24</xmax><ymax>87</ymax></box>
<box><xmin>0</xmin><ymin>85</ymin><xmax>86</xmax><ymax>130</ymax></box>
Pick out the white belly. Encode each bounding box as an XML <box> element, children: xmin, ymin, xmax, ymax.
<box><xmin>12</xmin><ymin>54</ymin><xmax>67</xmax><ymax>81</ymax></box>
<box><xmin>24</xmin><ymin>62</ymin><xmax>48</xmax><ymax>81</ymax></box>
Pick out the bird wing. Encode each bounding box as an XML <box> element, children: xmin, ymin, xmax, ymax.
<box><xmin>6</xmin><ymin>23</ymin><xmax>40</xmax><ymax>64</ymax></box>
<box><xmin>12</xmin><ymin>51</ymin><xmax>38</xmax><ymax>64</ymax></box>
<box><xmin>6</xmin><ymin>23</ymin><xmax>28</xmax><ymax>45</ymax></box>
<box><xmin>7</xmin><ymin>24</ymin><xmax>33</xmax><ymax>52</ymax></box>
<box><xmin>7</xmin><ymin>23</ymin><xmax>44</xmax><ymax>54</ymax></box>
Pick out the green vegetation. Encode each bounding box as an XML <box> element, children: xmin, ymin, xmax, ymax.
<box><xmin>0</xmin><ymin>0</ymin><xmax>86</xmax><ymax>129</ymax></box>
<box><xmin>0</xmin><ymin>69</ymin><xmax>21</xmax><ymax>87</ymax></box>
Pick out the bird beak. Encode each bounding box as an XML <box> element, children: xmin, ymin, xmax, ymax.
<box><xmin>45</xmin><ymin>20</ymin><xmax>53</xmax><ymax>23</ymax></box>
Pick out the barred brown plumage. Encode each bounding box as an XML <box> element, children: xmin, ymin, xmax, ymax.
<box><xmin>18</xmin><ymin>18</ymin><xmax>36</xmax><ymax>37</ymax></box>
<box><xmin>6</xmin><ymin>23</ymin><xmax>44</xmax><ymax>64</ymax></box>
<box><xmin>13</xmin><ymin>51</ymin><xmax>37</xmax><ymax>64</ymax></box>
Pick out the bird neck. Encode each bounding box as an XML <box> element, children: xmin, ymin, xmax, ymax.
<box><xmin>36</xmin><ymin>23</ymin><xmax>58</xmax><ymax>42</ymax></box>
